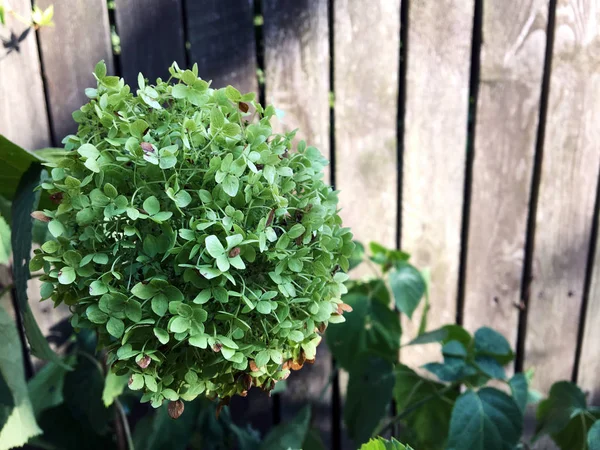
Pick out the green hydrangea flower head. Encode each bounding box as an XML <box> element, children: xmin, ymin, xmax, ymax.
<box><xmin>31</xmin><ymin>61</ymin><xmax>354</xmax><ymax>410</ymax></box>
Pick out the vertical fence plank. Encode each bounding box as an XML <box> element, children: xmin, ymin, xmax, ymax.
<box><xmin>463</xmin><ymin>2</ymin><xmax>548</xmax><ymax>354</ymax></box>
<box><xmin>185</xmin><ymin>0</ymin><xmax>257</xmax><ymax>94</ymax></box>
<box><xmin>263</xmin><ymin>0</ymin><xmax>330</xmax><ymax>162</ymax></box>
<box><xmin>262</xmin><ymin>0</ymin><xmax>331</xmax><ymax>444</ymax></box>
<box><xmin>0</xmin><ymin>0</ymin><xmax>50</xmax><ymax>149</ymax></box>
<box><xmin>37</xmin><ymin>0</ymin><xmax>113</xmax><ymax>143</ymax></box>
<box><xmin>578</xmin><ymin>230</ymin><xmax>600</xmax><ymax>404</ymax></box>
<box><xmin>525</xmin><ymin>0</ymin><xmax>600</xmax><ymax>393</ymax></box>
<box><xmin>334</xmin><ymin>0</ymin><xmax>400</xmax><ymax>446</ymax></box>
<box><xmin>335</xmin><ymin>0</ymin><xmax>399</xmax><ymax>252</ymax></box>
<box><xmin>400</xmin><ymin>0</ymin><xmax>474</xmax><ymax>366</ymax></box>
<box><xmin>115</xmin><ymin>0</ymin><xmax>186</xmax><ymax>83</ymax></box>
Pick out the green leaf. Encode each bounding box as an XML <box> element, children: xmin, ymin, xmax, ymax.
<box><xmin>508</xmin><ymin>373</ymin><xmax>528</xmax><ymax>414</ymax></box>
<box><xmin>474</xmin><ymin>327</ymin><xmax>514</xmax><ymax>365</ymax></box>
<box><xmin>535</xmin><ymin>381</ymin><xmax>588</xmax><ymax>437</ymax></box>
<box><xmin>107</xmin><ymin>317</ymin><xmax>125</xmax><ymax>338</ymax></box>
<box><xmin>287</xmin><ymin>224</ymin><xmax>305</xmax><ymax>239</ymax></box>
<box><xmin>131</xmin><ymin>282</ymin><xmax>158</xmax><ymax>300</ymax></box>
<box><xmin>359</xmin><ymin>437</ymin><xmax>413</xmax><ymax>450</ymax></box>
<box><xmin>446</xmin><ymin>388</ymin><xmax>522</xmax><ymax>450</ymax></box>
<box><xmin>63</xmin><ymin>353</ymin><xmax>112</xmax><ymax>435</ymax></box>
<box><xmin>344</xmin><ymin>356</ymin><xmax>395</xmax><ymax>445</ymax></box>
<box><xmin>153</xmin><ymin>328</ymin><xmax>169</xmax><ymax>345</ymax></box>
<box><xmin>0</xmin><ymin>136</ymin><xmax>46</xmax><ymax>202</ymax></box>
<box><xmin>170</xmin><ymin>316</ymin><xmax>190</xmax><ymax>333</ymax></box>
<box><xmin>261</xmin><ymin>405</ymin><xmax>311</xmax><ymax>450</ymax></box>
<box><xmin>22</xmin><ymin>305</ymin><xmax>71</xmax><ymax>369</ymax></box>
<box><xmin>407</xmin><ymin>324</ymin><xmax>472</xmax><ymax>348</ymax></box>
<box><xmin>58</xmin><ymin>266</ymin><xmax>76</xmax><ymax>285</ymax></box>
<box><xmin>550</xmin><ymin>409</ymin><xmax>600</xmax><ymax>450</ymax></box>
<box><xmin>125</xmin><ymin>300</ymin><xmax>142</xmax><ymax>322</ymax></box>
<box><xmin>0</xmin><ymin>371</ymin><xmax>14</xmax><ymax>431</ymax></box>
<box><xmin>89</xmin><ymin>280</ymin><xmax>108</xmax><ymax>296</ymax></box>
<box><xmin>393</xmin><ymin>364</ymin><xmax>457</xmax><ymax>449</ymax></box>
<box><xmin>143</xmin><ymin>196</ymin><xmax>160</xmax><ymax>215</ymax></box>
<box><xmin>222</xmin><ymin>174</ymin><xmax>239</xmax><ymax>197</ymax></box>
<box><xmin>28</xmin><ymin>360</ymin><xmax>68</xmax><ymax>416</ymax></box>
<box><xmin>11</xmin><ymin>163</ymin><xmax>41</xmax><ymax>308</ymax></box>
<box><xmin>102</xmin><ymin>372</ymin><xmax>128</xmax><ymax>407</ymax></box>
<box><xmin>255</xmin><ymin>350</ymin><xmax>270</xmax><ymax>368</ymax></box>
<box><xmin>210</xmin><ymin>107</ymin><xmax>225</xmax><ymax>129</ymax></box>
<box><xmin>94</xmin><ymin>60</ymin><xmax>107</xmax><ymax>78</ymax></box>
<box><xmin>132</xmin><ymin>399</ymin><xmax>204</xmax><ymax>450</ymax></box>
<box><xmin>10</xmin><ymin>164</ymin><xmax>68</xmax><ymax>368</ymax></box>
<box><xmin>588</xmin><ymin>421</ymin><xmax>600</xmax><ymax>450</ymax></box>
<box><xmin>389</xmin><ymin>262</ymin><xmax>425</xmax><ymax>319</ymax></box>
<box><xmin>205</xmin><ymin>235</ymin><xmax>225</xmax><ymax>258</ymax></box>
<box><xmin>0</xmin><ymin>306</ymin><xmax>42</xmax><ymax>447</ymax></box>
<box><xmin>193</xmin><ymin>289</ymin><xmax>211</xmax><ymax>304</ymax></box>
<box><xmin>0</xmin><ymin>216</ymin><xmax>10</xmax><ymax>265</ymax></box>
<box><xmin>349</xmin><ymin>241</ymin><xmax>365</xmax><ymax>270</ymax></box>
<box><xmin>326</xmin><ymin>280</ymin><xmax>400</xmax><ymax>371</ymax></box>
<box><xmin>151</xmin><ymin>293</ymin><xmax>168</xmax><ymax>317</ymax></box>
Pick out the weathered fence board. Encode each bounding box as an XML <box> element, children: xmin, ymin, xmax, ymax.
<box><xmin>37</xmin><ymin>0</ymin><xmax>113</xmax><ymax>143</ymax></box>
<box><xmin>334</xmin><ymin>0</ymin><xmax>399</xmax><ymax>252</ymax></box>
<box><xmin>578</xmin><ymin>229</ymin><xmax>600</xmax><ymax>405</ymax></box>
<box><xmin>334</xmin><ymin>0</ymin><xmax>400</xmax><ymax>445</ymax></box>
<box><xmin>524</xmin><ymin>0</ymin><xmax>600</xmax><ymax>393</ymax></box>
<box><xmin>0</xmin><ymin>0</ymin><xmax>50</xmax><ymax>150</ymax></box>
<box><xmin>263</xmin><ymin>0</ymin><xmax>330</xmax><ymax>162</ymax></box>
<box><xmin>185</xmin><ymin>0</ymin><xmax>257</xmax><ymax>94</ymax></box>
<box><xmin>262</xmin><ymin>0</ymin><xmax>332</xmax><ymax>445</ymax></box>
<box><xmin>463</xmin><ymin>1</ymin><xmax>548</xmax><ymax>356</ymax></box>
<box><xmin>115</xmin><ymin>0</ymin><xmax>186</xmax><ymax>84</ymax></box>
<box><xmin>400</xmin><ymin>0</ymin><xmax>473</xmax><ymax>366</ymax></box>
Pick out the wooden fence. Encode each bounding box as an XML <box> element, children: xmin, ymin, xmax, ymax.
<box><xmin>1</xmin><ymin>0</ymin><xmax>599</xmax><ymax>448</ymax></box>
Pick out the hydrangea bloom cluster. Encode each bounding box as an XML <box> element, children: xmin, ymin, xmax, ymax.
<box><xmin>31</xmin><ymin>61</ymin><xmax>353</xmax><ymax>410</ymax></box>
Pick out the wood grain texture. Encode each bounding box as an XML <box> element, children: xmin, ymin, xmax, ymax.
<box><xmin>185</xmin><ymin>0</ymin><xmax>257</xmax><ymax>94</ymax></box>
<box><xmin>334</xmin><ymin>1</ymin><xmax>399</xmax><ymax>446</ymax></box>
<box><xmin>0</xmin><ymin>0</ymin><xmax>50</xmax><ymax>150</ymax></box>
<box><xmin>263</xmin><ymin>0</ymin><xmax>330</xmax><ymax>163</ymax></box>
<box><xmin>262</xmin><ymin>1</ymin><xmax>331</xmax><ymax>445</ymax></box>
<box><xmin>463</xmin><ymin>1</ymin><xmax>548</xmax><ymax>355</ymax></box>
<box><xmin>400</xmin><ymin>0</ymin><xmax>473</xmax><ymax>366</ymax></box>
<box><xmin>116</xmin><ymin>0</ymin><xmax>186</xmax><ymax>84</ymax></box>
<box><xmin>525</xmin><ymin>0</ymin><xmax>600</xmax><ymax>393</ymax></box>
<box><xmin>578</xmin><ymin>207</ymin><xmax>600</xmax><ymax>403</ymax></box>
<box><xmin>334</xmin><ymin>0</ymin><xmax>400</xmax><ymax>251</ymax></box>
<box><xmin>37</xmin><ymin>0</ymin><xmax>113</xmax><ymax>143</ymax></box>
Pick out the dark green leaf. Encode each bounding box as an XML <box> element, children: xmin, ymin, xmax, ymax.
<box><xmin>393</xmin><ymin>364</ymin><xmax>457</xmax><ymax>449</ymax></box>
<box><xmin>0</xmin><ymin>135</ymin><xmax>45</xmax><ymax>202</ymax></box>
<box><xmin>407</xmin><ymin>324</ymin><xmax>472</xmax><ymax>348</ymax></box>
<box><xmin>446</xmin><ymin>388</ymin><xmax>522</xmax><ymax>450</ymax></box>
<box><xmin>261</xmin><ymin>405</ymin><xmax>311</xmax><ymax>450</ymax></box>
<box><xmin>345</xmin><ymin>356</ymin><xmax>395</xmax><ymax>446</ymax></box>
<box><xmin>508</xmin><ymin>373</ymin><xmax>528</xmax><ymax>413</ymax></box>
<box><xmin>28</xmin><ymin>360</ymin><xmax>68</xmax><ymax>416</ymax></box>
<box><xmin>63</xmin><ymin>354</ymin><xmax>112</xmax><ymax>435</ymax></box>
<box><xmin>327</xmin><ymin>280</ymin><xmax>400</xmax><ymax>371</ymax></box>
<box><xmin>536</xmin><ymin>381</ymin><xmax>588</xmax><ymax>437</ymax></box>
<box><xmin>0</xmin><ymin>305</ymin><xmax>42</xmax><ymax>446</ymax></box>
<box><xmin>588</xmin><ymin>421</ymin><xmax>600</xmax><ymax>450</ymax></box>
<box><xmin>474</xmin><ymin>327</ymin><xmax>514</xmax><ymax>365</ymax></box>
